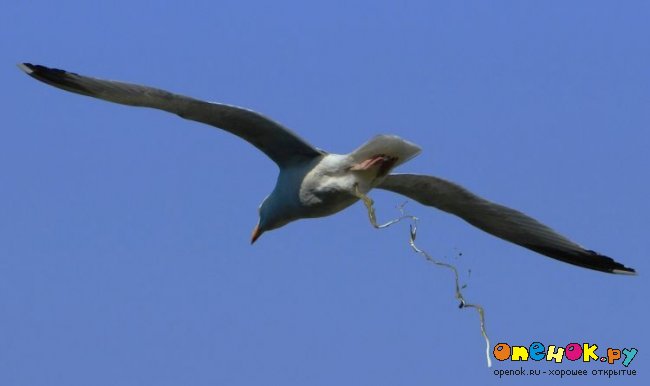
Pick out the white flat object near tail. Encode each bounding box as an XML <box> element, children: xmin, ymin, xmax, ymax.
<box><xmin>18</xmin><ymin>63</ymin><xmax>636</xmax><ymax>275</ymax></box>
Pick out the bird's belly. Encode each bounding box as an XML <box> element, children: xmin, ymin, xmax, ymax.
<box><xmin>298</xmin><ymin>172</ymin><xmax>374</xmax><ymax>218</ymax></box>
<box><xmin>296</xmin><ymin>153</ymin><xmax>384</xmax><ymax>219</ymax></box>
<box><xmin>300</xmin><ymin>189</ymin><xmax>360</xmax><ymax>218</ymax></box>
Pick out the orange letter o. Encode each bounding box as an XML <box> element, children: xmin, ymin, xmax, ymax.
<box><xmin>493</xmin><ymin>343</ymin><xmax>511</xmax><ymax>361</ymax></box>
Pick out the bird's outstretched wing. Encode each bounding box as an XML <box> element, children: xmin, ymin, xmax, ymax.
<box><xmin>18</xmin><ymin>63</ymin><xmax>323</xmax><ymax>167</ymax></box>
<box><xmin>378</xmin><ymin>173</ymin><xmax>635</xmax><ymax>274</ymax></box>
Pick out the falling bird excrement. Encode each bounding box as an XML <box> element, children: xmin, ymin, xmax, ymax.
<box><xmin>355</xmin><ymin>185</ymin><xmax>492</xmax><ymax>367</ymax></box>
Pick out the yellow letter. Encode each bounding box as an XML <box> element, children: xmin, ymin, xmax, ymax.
<box><xmin>583</xmin><ymin>343</ymin><xmax>598</xmax><ymax>362</ymax></box>
<box><xmin>546</xmin><ymin>345</ymin><xmax>565</xmax><ymax>363</ymax></box>
<box><xmin>511</xmin><ymin>346</ymin><xmax>529</xmax><ymax>361</ymax></box>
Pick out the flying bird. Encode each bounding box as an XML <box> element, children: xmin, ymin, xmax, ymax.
<box><xmin>18</xmin><ymin>63</ymin><xmax>636</xmax><ymax>275</ymax></box>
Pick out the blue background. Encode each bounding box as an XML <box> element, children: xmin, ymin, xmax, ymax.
<box><xmin>2</xmin><ymin>1</ymin><xmax>647</xmax><ymax>384</ymax></box>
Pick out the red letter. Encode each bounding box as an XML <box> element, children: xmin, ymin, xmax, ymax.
<box><xmin>565</xmin><ymin>343</ymin><xmax>582</xmax><ymax>361</ymax></box>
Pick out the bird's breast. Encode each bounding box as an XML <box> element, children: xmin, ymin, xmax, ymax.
<box><xmin>295</xmin><ymin>154</ymin><xmax>377</xmax><ymax>218</ymax></box>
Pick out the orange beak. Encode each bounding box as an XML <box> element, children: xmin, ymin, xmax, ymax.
<box><xmin>251</xmin><ymin>223</ymin><xmax>264</xmax><ymax>244</ymax></box>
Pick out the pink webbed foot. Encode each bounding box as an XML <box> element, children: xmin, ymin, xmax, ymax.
<box><xmin>351</xmin><ymin>154</ymin><xmax>398</xmax><ymax>177</ymax></box>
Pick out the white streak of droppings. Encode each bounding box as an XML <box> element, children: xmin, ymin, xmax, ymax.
<box><xmin>356</xmin><ymin>187</ymin><xmax>492</xmax><ymax>368</ymax></box>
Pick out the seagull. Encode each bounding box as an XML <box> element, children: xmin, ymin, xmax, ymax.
<box><xmin>18</xmin><ymin>63</ymin><xmax>636</xmax><ymax>275</ymax></box>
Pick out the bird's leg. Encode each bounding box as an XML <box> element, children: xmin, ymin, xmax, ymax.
<box><xmin>353</xmin><ymin>183</ymin><xmax>416</xmax><ymax>228</ymax></box>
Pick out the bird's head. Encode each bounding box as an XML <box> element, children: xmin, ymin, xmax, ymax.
<box><xmin>250</xmin><ymin>195</ymin><xmax>295</xmax><ymax>244</ymax></box>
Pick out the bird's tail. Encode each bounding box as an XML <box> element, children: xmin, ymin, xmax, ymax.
<box><xmin>350</xmin><ymin>135</ymin><xmax>421</xmax><ymax>169</ymax></box>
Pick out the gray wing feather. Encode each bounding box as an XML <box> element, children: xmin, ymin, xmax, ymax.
<box><xmin>18</xmin><ymin>63</ymin><xmax>322</xmax><ymax>167</ymax></box>
<box><xmin>378</xmin><ymin>173</ymin><xmax>635</xmax><ymax>274</ymax></box>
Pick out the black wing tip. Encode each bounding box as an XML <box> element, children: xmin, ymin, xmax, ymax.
<box><xmin>18</xmin><ymin>62</ymin><xmax>75</xmax><ymax>79</ymax></box>
<box><xmin>18</xmin><ymin>62</ymin><xmax>91</xmax><ymax>95</ymax></box>
<box><xmin>585</xmin><ymin>249</ymin><xmax>637</xmax><ymax>275</ymax></box>
<box><xmin>19</xmin><ymin>62</ymin><xmax>58</xmax><ymax>74</ymax></box>
<box><xmin>526</xmin><ymin>245</ymin><xmax>636</xmax><ymax>275</ymax></box>
<box><xmin>17</xmin><ymin>62</ymin><xmax>36</xmax><ymax>74</ymax></box>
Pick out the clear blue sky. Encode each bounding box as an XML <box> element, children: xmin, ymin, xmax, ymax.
<box><xmin>2</xmin><ymin>1</ymin><xmax>648</xmax><ymax>385</ymax></box>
